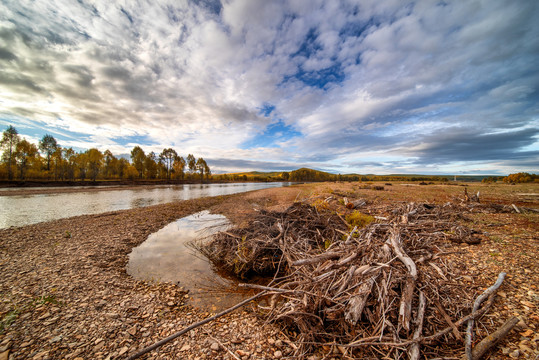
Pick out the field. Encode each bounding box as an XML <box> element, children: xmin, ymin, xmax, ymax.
<box><xmin>0</xmin><ymin>182</ymin><xmax>537</xmax><ymax>359</ymax></box>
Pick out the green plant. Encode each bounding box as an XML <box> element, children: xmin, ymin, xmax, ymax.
<box><xmin>33</xmin><ymin>294</ymin><xmax>59</xmax><ymax>306</ymax></box>
<box><xmin>345</xmin><ymin>211</ymin><xmax>374</xmax><ymax>229</ymax></box>
<box><xmin>64</xmin><ymin>230</ymin><xmax>71</xmax><ymax>238</ymax></box>
<box><xmin>0</xmin><ymin>309</ymin><xmax>19</xmax><ymax>334</ymax></box>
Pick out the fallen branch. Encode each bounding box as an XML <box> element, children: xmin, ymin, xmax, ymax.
<box><xmin>389</xmin><ymin>228</ymin><xmax>417</xmax><ymax>331</ymax></box>
<box><xmin>465</xmin><ymin>272</ymin><xmax>506</xmax><ymax>360</ymax></box>
<box><xmin>126</xmin><ymin>291</ymin><xmax>267</xmax><ymax>360</ymax></box>
<box><xmin>461</xmin><ymin>316</ymin><xmax>519</xmax><ymax>360</ymax></box>
<box><xmin>409</xmin><ymin>291</ymin><xmax>426</xmax><ymax>360</ymax></box>
<box><xmin>434</xmin><ymin>300</ymin><xmax>463</xmax><ymax>340</ymax></box>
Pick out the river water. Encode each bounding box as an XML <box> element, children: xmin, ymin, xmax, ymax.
<box><xmin>0</xmin><ymin>182</ymin><xmax>290</xmax><ymax>229</ymax></box>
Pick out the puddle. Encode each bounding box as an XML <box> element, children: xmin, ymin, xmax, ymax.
<box><xmin>127</xmin><ymin>211</ymin><xmax>248</xmax><ymax>312</ymax></box>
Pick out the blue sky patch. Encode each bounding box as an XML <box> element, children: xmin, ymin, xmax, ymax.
<box><xmin>241</xmin><ymin>120</ymin><xmax>301</xmax><ymax>149</ymax></box>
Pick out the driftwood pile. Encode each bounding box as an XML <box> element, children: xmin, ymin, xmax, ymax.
<box><xmin>199</xmin><ymin>200</ymin><xmax>509</xmax><ymax>358</ymax></box>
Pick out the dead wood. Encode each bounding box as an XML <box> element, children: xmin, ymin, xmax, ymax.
<box><xmin>465</xmin><ymin>272</ymin><xmax>506</xmax><ymax>360</ymax></box>
<box><xmin>196</xmin><ymin>199</ymin><xmax>507</xmax><ymax>358</ymax></box>
<box><xmin>461</xmin><ymin>316</ymin><xmax>519</xmax><ymax>360</ymax></box>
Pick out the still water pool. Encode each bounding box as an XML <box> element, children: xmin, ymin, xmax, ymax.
<box><xmin>0</xmin><ymin>182</ymin><xmax>290</xmax><ymax>229</ymax></box>
<box><xmin>127</xmin><ymin>211</ymin><xmax>248</xmax><ymax>311</ymax></box>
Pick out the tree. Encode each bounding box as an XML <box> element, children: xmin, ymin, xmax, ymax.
<box><xmin>75</xmin><ymin>152</ymin><xmax>88</xmax><ymax>181</ymax></box>
<box><xmin>173</xmin><ymin>155</ymin><xmax>186</xmax><ymax>180</ymax></box>
<box><xmin>63</xmin><ymin>147</ymin><xmax>76</xmax><ymax>181</ymax></box>
<box><xmin>52</xmin><ymin>147</ymin><xmax>64</xmax><ymax>180</ymax></box>
<box><xmin>195</xmin><ymin>157</ymin><xmax>207</xmax><ymax>182</ymax></box>
<box><xmin>281</xmin><ymin>172</ymin><xmax>290</xmax><ymax>180</ymax></box>
<box><xmin>38</xmin><ymin>134</ymin><xmax>58</xmax><ymax>172</ymax></box>
<box><xmin>103</xmin><ymin>150</ymin><xmax>115</xmax><ymax>178</ymax></box>
<box><xmin>159</xmin><ymin>148</ymin><xmax>177</xmax><ymax>180</ymax></box>
<box><xmin>1</xmin><ymin>125</ymin><xmax>20</xmax><ymax>180</ymax></box>
<box><xmin>14</xmin><ymin>139</ymin><xmax>39</xmax><ymax>180</ymax></box>
<box><xmin>130</xmin><ymin>146</ymin><xmax>146</xmax><ymax>179</ymax></box>
<box><xmin>144</xmin><ymin>152</ymin><xmax>158</xmax><ymax>179</ymax></box>
<box><xmin>86</xmin><ymin>148</ymin><xmax>103</xmax><ymax>181</ymax></box>
<box><xmin>204</xmin><ymin>162</ymin><xmax>211</xmax><ymax>180</ymax></box>
<box><xmin>116</xmin><ymin>158</ymin><xmax>129</xmax><ymax>179</ymax></box>
<box><xmin>187</xmin><ymin>154</ymin><xmax>196</xmax><ymax>174</ymax></box>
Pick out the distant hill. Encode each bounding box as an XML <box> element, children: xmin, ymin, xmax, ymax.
<box><xmin>213</xmin><ymin>168</ymin><xmax>463</xmax><ymax>182</ymax></box>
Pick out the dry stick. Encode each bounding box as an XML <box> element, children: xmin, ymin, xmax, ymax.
<box><xmin>389</xmin><ymin>227</ymin><xmax>417</xmax><ymax>331</ymax></box>
<box><xmin>460</xmin><ymin>316</ymin><xmax>519</xmax><ymax>360</ymax></box>
<box><xmin>345</xmin><ymin>292</ymin><xmax>496</xmax><ymax>348</ymax></box>
<box><xmin>465</xmin><ymin>272</ymin><xmax>506</xmax><ymax>360</ymax></box>
<box><xmin>125</xmin><ymin>291</ymin><xmax>267</xmax><ymax>360</ymax></box>
<box><xmin>434</xmin><ymin>300</ymin><xmax>463</xmax><ymax>341</ymax></box>
<box><xmin>409</xmin><ymin>291</ymin><xmax>426</xmax><ymax>360</ymax></box>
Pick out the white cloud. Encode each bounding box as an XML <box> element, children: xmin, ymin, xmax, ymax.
<box><xmin>0</xmin><ymin>0</ymin><xmax>537</xmax><ymax>174</ymax></box>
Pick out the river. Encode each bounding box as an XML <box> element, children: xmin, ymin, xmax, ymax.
<box><xmin>0</xmin><ymin>182</ymin><xmax>291</xmax><ymax>229</ymax></box>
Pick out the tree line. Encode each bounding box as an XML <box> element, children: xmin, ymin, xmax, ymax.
<box><xmin>0</xmin><ymin>125</ymin><xmax>210</xmax><ymax>182</ymax></box>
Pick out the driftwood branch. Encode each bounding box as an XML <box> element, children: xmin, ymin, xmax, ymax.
<box><xmin>465</xmin><ymin>272</ymin><xmax>506</xmax><ymax>360</ymax></box>
<box><xmin>461</xmin><ymin>316</ymin><xmax>519</xmax><ymax>360</ymax></box>
<box><xmin>389</xmin><ymin>228</ymin><xmax>417</xmax><ymax>331</ymax></box>
<box><xmin>126</xmin><ymin>291</ymin><xmax>267</xmax><ymax>360</ymax></box>
<box><xmin>409</xmin><ymin>290</ymin><xmax>426</xmax><ymax>360</ymax></box>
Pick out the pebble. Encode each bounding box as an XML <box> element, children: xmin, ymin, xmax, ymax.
<box><xmin>274</xmin><ymin>350</ymin><xmax>283</xmax><ymax>359</ymax></box>
<box><xmin>210</xmin><ymin>342</ymin><xmax>220</xmax><ymax>351</ymax></box>
<box><xmin>509</xmin><ymin>349</ymin><xmax>520</xmax><ymax>358</ymax></box>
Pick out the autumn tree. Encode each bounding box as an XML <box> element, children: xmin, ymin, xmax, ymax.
<box><xmin>173</xmin><ymin>155</ymin><xmax>186</xmax><ymax>180</ymax></box>
<box><xmin>38</xmin><ymin>134</ymin><xmax>58</xmax><ymax>172</ymax></box>
<box><xmin>503</xmin><ymin>172</ymin><xmax>538</xmax><ymax>183</ymax></box>
<box><xmin>86</xmin><ymin>148</ymin><xmax>103</xmax><ymax>181</ymax></box>
<box><xmin>195</xmin><ymin>157</ymin><xmax>207</xmax><ymax>182</ymax></box>
<box><xmin>75</xmin><ymin>152</ymin><xmax>88</xmax><ymax>180</ymax></box>
<box><xmin>63</xmin><ymin>148</ymin><xmax>76</xmax><ymax>181</ymax></box>
<box><xmin>159</xmin><ymin>148</ymin><xmax>177</xmax><ymax>180</ymax></box>
<box><xmin>1</xmin><ymin>125</ymin><xmax>20</xmax><ymax>180</ymax></box>
<box><xmin>52</xmin><ymin>147</ymin><xmax>64</xmax><ymax>180</ymax></box>
<box><xmin>116</xmin><ymin>158</ymin><xmax>129</xmax><ymax>179</ymax></box>
<box><xmin>187</xmin><ymin>154</ymin><xmax>196</xmax><ymax>174</ymax></box>
<box><xmin>14</xmin><ymin>139</ymin><xmax>39</xmax><ymax>180</ymax></box>
<box><xmin>144</xmin><ymin>152</ymin><xmax>158</xmax><ymax>179</ymax></box>
<box><xmin>130</xmin><ymin>146</ymin><xmax>146</xmax><ymax>179</ymax></box>
<box><xmin>103</xmin><ymin>150</ymin><xmax>115</xmax><ymax>178</ymax></box>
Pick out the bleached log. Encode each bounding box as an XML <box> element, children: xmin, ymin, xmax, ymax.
<box><xmin>345</xmin><ymin>275</ymin><xmax>377</xmax><ymax>325</ymax></box>
<box><xmin>409</xmin><ymin>291</ymin><xmax>426</xmax><ymax>360</ymax></box>
<box><xmin>389</xmin><ymin>228</ymin><xmax>417</xmax><ymax>331</ymax></box>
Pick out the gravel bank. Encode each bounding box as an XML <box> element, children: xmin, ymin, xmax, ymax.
<box><xmin>0</xmin><ymin>187</ymin><xmax>307</xmax><ymax>360</ymax></box>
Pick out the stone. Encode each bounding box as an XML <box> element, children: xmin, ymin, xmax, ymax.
<box><xmin>509</xmin><ymin>349</ymin><xmax>520</xmax><ymax>358</ymax></box>
<box><xmin>274</xmin><ymin>350</ymin><xmax>283</xmax><ymax>359</ymax></box>
<box><xmin>236</xmin><ymin>349</ymin><xmax>249</xmax><ymax>356</ymax></box>
<box><xmin>127</xmin><ymin>325</ymin><xmax>137</xmax><ymax>336</ymax></box>
<box><xmin>0</xmin><ymin>350</ymin><xmax>9</xmax><ymax>360</ymax></box>
<box><xmin>210</xmin><ymin>342</ymin><xmax>219</xmax><ymax>351</ymax></box>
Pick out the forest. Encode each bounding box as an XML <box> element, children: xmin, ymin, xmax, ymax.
<box><xmin>0</xmin><ymin>126</ymin><xmax>210</xmax><ymax>182</ymax></box>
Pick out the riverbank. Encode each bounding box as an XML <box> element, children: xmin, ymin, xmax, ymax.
<box><xmin>0</xmin><ymin>183</ymin><xmax>537</xmax><ymax>359</ymax></box>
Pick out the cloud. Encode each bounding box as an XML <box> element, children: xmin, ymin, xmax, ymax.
<box><xmin>0</xmin><ymin>0</ymin><xmax>537</xmax><ymax>174</ymax></box>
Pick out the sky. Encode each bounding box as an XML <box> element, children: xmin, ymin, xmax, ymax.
<box><xmin>0</xmin><ymin>0</ymin><xmax>538</xmax><ymax>175</ymax></box>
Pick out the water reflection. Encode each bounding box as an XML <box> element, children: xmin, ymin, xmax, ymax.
<box><xmin>127</xmin><ymin>211</ymin><xmax>247</xmax><ymax>311</ymax></box>
<box><xmin>0</xmin><ymin>182</ymin><xmax>291</xmax><ymax>229</ymax></box>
